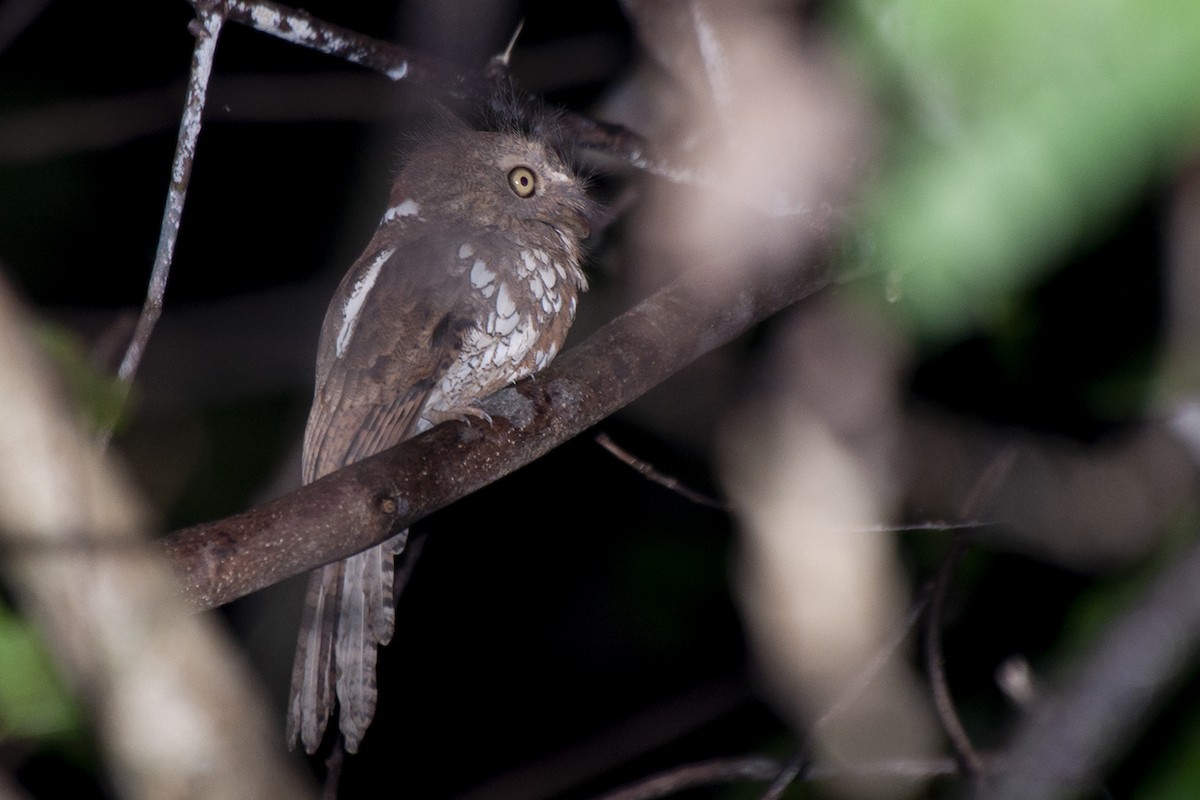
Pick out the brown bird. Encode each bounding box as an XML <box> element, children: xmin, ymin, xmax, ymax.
<box><xmin>287</xmin><ymin>109</ymin><xmax>593</xmax><ymax>754</ymax></box>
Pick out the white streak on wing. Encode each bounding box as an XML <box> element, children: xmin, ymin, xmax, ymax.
<box><xmin>459</xmin><ymin>243</ymin><xmax>475</xmax><ymax>259</ymax></box>
<box><xmin>336</xmin><ymin>248</ymin><xmax>393</xmax><ymax>357</ymax></box>
<box><xmin>470</xmin><ymin>259</ymin><xmax>495</xmax><ymax>288</ymax></box>
<box><xmin>535</xmin><ymin>249</ymin><xmax>549</xmax><ymax>265</ymax></box>
<box><xmin>383</xmin><ymin>198</ymin><xmax>421</xmax><ymax>223</ymax></box>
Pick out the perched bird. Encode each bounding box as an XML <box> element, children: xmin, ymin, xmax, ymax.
<box><xmin>287</xmin><ymin>107</ymin><xmax>593</xmax><ymax>754</ymax></box>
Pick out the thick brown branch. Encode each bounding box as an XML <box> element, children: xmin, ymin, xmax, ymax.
<box><xmin>163</xmin><ymin>213</ymin><xmax>838</xmax><ymax>610</ymax></box>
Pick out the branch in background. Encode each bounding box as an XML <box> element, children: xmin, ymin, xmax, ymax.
<box><xmin>990</xmin><ymin>532</ymin><xmax>1200</xmax><ymax>800</ymax></box>
<box><xmin>923</xmin><ymin>534</ymin><xmax>982</xmax><ymax>785</ymax></box>
<box><xmin>591</xmin><ymin>754</ymin><xmax>969</xmax><ymax>800</ymax></box>
<box><xmin>204</xmin><ymin>0</ymin><xmax>707</xmax><ymax>186</ymax></box>
<box><xmin>593</xmin><ymin>757</ymin><xmax>781</xmax><ymax>800</ymax></box>
<box><xmin>0</xmin><ymin>0</ymin><xmax>52</xmax><ymax>59</ymax></box>
<box><xmin>100</xmin><ymin>4</ymin><xmax>224</xmax><ymax>445</ymax></box>
<box><xmin>163</xmin><ymin>207</ymin><xmax>839</xmax><ymax>610</ymax></box>
<box><xmin>922</xmin><ymin>449</ymin><xmax>1015</xmax><ymax>789</ymax></box>
<box><xmin>594</xmin><ymin>432</ymin><xmax>729</xmax><ymax>510</ymax></box>
<box><xmin>218</xmin><ymin>0</ymin><xmax>447</xmax><ymax>86</ymax></box>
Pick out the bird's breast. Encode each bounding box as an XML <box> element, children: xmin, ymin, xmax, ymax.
<box><xmin>418</xmin><ymin>242</ymin><xmax>583</xmax><ymax>429</ymax></box>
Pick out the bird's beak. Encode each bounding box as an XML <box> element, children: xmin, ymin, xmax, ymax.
<box><xmin>550</xmin><ymin>208</ymin><xmax>591</xmax><ymax>240</ymax></box>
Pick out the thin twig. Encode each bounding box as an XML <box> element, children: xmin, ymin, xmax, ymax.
<box><xmin>101</xmin><ymin>3</ymin><xmax>224</xmax><ymax>445</ymax></box>
<box><xmin>764</xmin><ymin>449</ymin><xmax>1013</xmax><ymax>799</ymax></box>
<box><xmin>849</xmin><ymin>520</ymin><xmax>996</xmax><ymax>534</ymax></box>
<box><xmin>219</xmin><ymin>0</ymin><xmax>437</xmax><ymax>85</ymax></box>
<box><xmin>921</xmin><ymin>449</ymin><xmax>1016</xmax><ymax>792</ymax></box>
<box><xmin>757</xmin><ymin>751</ymin><xmax>806</xmax><ymax>800</ymax></box>
<box><xmin>593</xmin><ymin>757</ymin><xmax>781</xmax><ymax>800</ymax></box>
<box><xmin>924</xmin><ymin>533</ymin><xmax>983</xmax><ymax>788</ymax></box>
<box><xmin>595</xmin><ymin>432</ymin><xmax>729</xmax><ymax>510</ymax></box>
<box><xmin>759</xmin><ymin>589</ymin><xmax>933</xmax><ymax>800</ymax></box>
<box><xmin>593</xmin><ymin>754</ymin><xmax>974</xmax><ymax>800</ymax></box>
<box><xmin>458</xmin><ymin>682</ymin><xmax>749</xmax><ymax>800</ymax></box>
<box><xmin>818</xmin><ymin>591</ymin><xmax>932</xmax><ymax>731</ymax></box>
<box><xmin>321</xmin><ymin>739</ymin><xmax>343</xmax><ymax>800</ymax></box>
<box><xmin>0</xmin><ymin>0</ymin><xmax>52</xmax><ymax>58</ymax></box>
<box><xmin>201</xmin><ymin>0</ymin><xmax>720</xmax><ymax>192</ymax></box>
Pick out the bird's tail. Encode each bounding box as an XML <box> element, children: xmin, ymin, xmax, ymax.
<box><xmin>287</xmin><ymin>530</ymin><xmax>408</xmax><ymax>754</ymax></box>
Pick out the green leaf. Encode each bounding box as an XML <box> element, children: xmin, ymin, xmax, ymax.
<box><xmin>0</xmin><ymin>601</ymin><xmax>82</xmax><ymax>742</ymax></box>
<box><xmin>35</xmin><ymin>322</ymin><xmax>129</xmax><ymax>433</ymax></box>
<box><xmin>843</xmin><ymin>0</ymin><xmax>1200</xmax><ymax>336</ymax></box>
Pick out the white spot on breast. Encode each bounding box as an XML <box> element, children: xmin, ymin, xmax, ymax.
<box><xmin>528</xmin><ymin>276</ymin><xmax>544</xmax><ymax>299</ymax></box>
<box><xmin>336</xmin><ymin>248</ymin><xmax>394</xmax><ymax>357</ymax></box>
<box><xmin>495</xmin><ymin>310</ymin><xmax>520</xmax><ymax>336</ymax></box>
<box><xmin>515</xmin><ymin>320</ymin><xmax>537</xmax><ymax>354</ymax></box>
<box><xmin>495</xmin><ymin>282</ymin><xmax>516</xmax><ymax>318</ymax></box>
<box><xmin>540</xmin><ymin>294</ymin><xmax>553</xmax><ymax>314</ymax></box>
<box><xmin>520</xmin><ymin>250</ymin><xmax>538</xmax><ymax>276</ymax></box>
<box><xmin>492</xmin><ymin>339</ymin><xmax>511</xmax><ymax>364</ymax></box>
<box><xmin>538</xmin><ymin>264</ymin><xmax>557</xmax><ymax>289</ymax></box>
<box><xmin>569</xmin><ymin>295</ymin><xmax>577</xmax><ymax>316</ymax></box>
<box><xmin>470</xmin><ymin>259</ymin><xmax>495</xmax><ymax>289</ymax></box>
<box><xmin>383</xmin><ymin>198</ymin><xmax>420</xmax><ymax>223</ymax></box>
<box><xmin>555</xmin><ymin>263</ymin><xmax>567</xmax><ymax>280</ymax></box>
<box><xmin>459</xmin><ymin>243</ymin><xmax>475</xmax><ymax>259</ymax></box>
<box><xmin>535</xmin><ymin>249</ymin><xmax>550</xmax><ymax>265</ymax></box>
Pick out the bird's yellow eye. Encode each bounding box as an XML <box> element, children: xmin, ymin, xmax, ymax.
<box><xmin>508</xmin><ymin>166</ymin><xmax>537</xmax><ymax>198</ymax></box>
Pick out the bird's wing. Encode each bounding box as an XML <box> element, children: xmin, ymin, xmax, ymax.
<box><xmin>288</xmin><ymin>228</ymin><xmax>478</xmax><ymax>754</ymax></box>
<box><xmin>302</xmin><ymin>231</ymin><xmax>477</xmax><ymax>483</ymax></box>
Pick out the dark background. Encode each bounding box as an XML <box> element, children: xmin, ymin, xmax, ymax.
<box><xmin>0</xmin><ymin>2</ymin><xmax>1190</xmax><ymax>799</ymax></box>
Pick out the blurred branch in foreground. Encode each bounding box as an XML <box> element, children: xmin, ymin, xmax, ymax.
<box><xmin>0</xmin><ymin>269</ymin><xmax>312</xmax><ymax>798</ymax></box>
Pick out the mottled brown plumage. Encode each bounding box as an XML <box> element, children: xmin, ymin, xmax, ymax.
<box><xmin>287</xmin><ymin>115</ymin><xmax>592</xmax><ymax>754</ymax></box>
